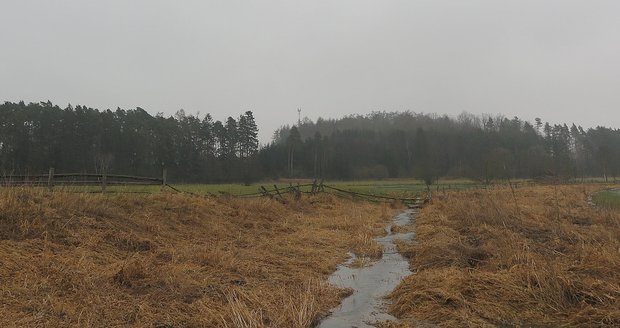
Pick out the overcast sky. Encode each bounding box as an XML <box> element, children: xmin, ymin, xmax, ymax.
<box><xmin>1</xmin><ymin>1</ymin><xmax>619</xmax><ymax>143</ymax></box>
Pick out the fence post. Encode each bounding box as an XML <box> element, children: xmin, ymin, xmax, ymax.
<box><xmin>161</xmin><ymin>168</ymin><xmax>167</xmax><ymax>191</ymax></box>
<box><xmin>47</xmin><ymin>168</ymin><xmax>54</xmax><ymax>191</ymax></box>
<box><xmin>102</xmin><ymin>170</ymin><xmax>107</xmax><ymax>193</ymax></box>
<box><xmin>295</xmin><ymin>183</ymin><xmax>301</xmax><ymax>200</ymax></box>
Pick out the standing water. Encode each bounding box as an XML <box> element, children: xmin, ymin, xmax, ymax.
<box><xmin>318</xmin><ymin>209</ymin><xmax>416</xmax><ymax>328</ymax></box>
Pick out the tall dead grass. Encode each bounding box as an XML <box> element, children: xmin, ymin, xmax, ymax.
<box><xmin>0</xmin><ymin>189</ymin><xmax>390</xmax><ymax>327</ymax></box>
<box><xmin>390</xmin><ymin>185</ymin><xmax>620</xmax><ymax>327</ymax></box>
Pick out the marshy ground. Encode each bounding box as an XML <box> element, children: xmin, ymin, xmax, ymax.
<box><xmin>319</xmin><ymin>209</ymin><xmax>417</xmax><ymax>328</ymax></box>
<box><xmin>0</xmin><ymin>190</ymin><xmax>391</xmax><ymax>327</ymax></box>
<box><xmin>388</xmin><ymin>184</ymin><xmax>620</xmax><ymax>327</ymax></box>
<box><xmin>1</xmin><ymin>183</ymin><xmax>619</xmax><ymax>327</ymax></box>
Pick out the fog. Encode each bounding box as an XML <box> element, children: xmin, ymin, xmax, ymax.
<box><xmin>2</xmin><ymin>0</ymin><xmax>619</xmax><ymax>143</ymax></box>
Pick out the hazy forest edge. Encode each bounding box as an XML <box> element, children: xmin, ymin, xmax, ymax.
<box><xmin>1</xmin><ymin>101</ymin><xmax>619</xmax><ymax>183</ymax></box>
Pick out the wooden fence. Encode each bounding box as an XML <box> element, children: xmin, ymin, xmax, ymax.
<box><xmin>1</xmin><ymin>168</ymin><xmax>166</xmax><ymax>192</ymax></box>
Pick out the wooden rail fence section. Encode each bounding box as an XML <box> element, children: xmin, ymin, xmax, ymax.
<box><xmin>250</xmin><ymin>180</ymin><xmax>426</xmax><ymax>206</ymax></box>
<box><xmin>1</xmin><ymin>168</ymin><xmax>165</xmax><ymax>192</ymax></box>
<box><xmin>2</xmin><ymin>169</ymin><xmax>427</xmax><ymax>205</ymax></box>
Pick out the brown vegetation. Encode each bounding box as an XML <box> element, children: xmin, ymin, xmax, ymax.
<box><xmin>0</xmin><ymin>189</ymin><xmax>391</xmax><ymax>327</ymax></box>
<box><xmin>390</xmin><ymin>185</ymin><xmax>620</xmax><ymax>326</ymax></box>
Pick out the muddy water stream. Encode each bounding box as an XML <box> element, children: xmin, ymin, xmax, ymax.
<box><xmin>318</xmin><ymin>209</ymin><xmax>416</xmax><ymax>328</ymax></box>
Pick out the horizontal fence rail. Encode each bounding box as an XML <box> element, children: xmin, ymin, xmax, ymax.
<box><xmin>1</xmin><ymin>168</ymin><xmax>166</xmax><ymax>192</ymax></box>
<box><xmin>7</xmin><ymin>169</ymin><xmax>589</xmax><ymax>205</ymax></box>
<box><xmin>163</xmin><ymin>180</ymin><xmax>428</xmax><ymax>207</ymax></box>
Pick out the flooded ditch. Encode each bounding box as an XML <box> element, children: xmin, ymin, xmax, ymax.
<box><xmin>318</xmin><ymin>209</ymin><xmax>417</xmax><ymax>328</ymax></box>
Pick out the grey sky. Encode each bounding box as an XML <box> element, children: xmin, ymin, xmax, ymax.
<box><xmin>1</xmin><ymin>1</ymin><xmax>619</xmax><ymax>143</ymax></box>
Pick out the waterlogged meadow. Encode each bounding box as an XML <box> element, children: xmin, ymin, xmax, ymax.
<box><xmin>2</xmin><ymin>182</ymin><xmax>618</xmax><ymax>327</ymax></box>
<box><xmin>0</xmin><ymin>189</ymin><xmax>391</xmax><ymax>327</ymax></box>
<box><xmin>389</xmin><ymin>185</ymin><xmax>620</xmax><ymax>326</ymax></box>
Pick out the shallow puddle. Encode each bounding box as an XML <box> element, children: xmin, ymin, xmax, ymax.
<box><xmin>319</xmin><ymin>209</ymin><xmax>416</xmax><ymax>328</ymax></box>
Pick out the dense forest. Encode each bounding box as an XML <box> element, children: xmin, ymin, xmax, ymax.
<box><xmin>0</xmin><ymin>101</ymin><xmax>259</xmax><ymax>182</ymax></box>
<box><xmin>270</xmin><ymin>112</ymin><xmax>620</xmax><ymax>183</ymax></box>
<box><xmin>1</xmin><ymin>101</ymin><xmax>619</xmax><ymax>183</ymax></box>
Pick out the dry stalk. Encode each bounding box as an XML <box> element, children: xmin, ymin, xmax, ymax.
<box><xmin>0</xmin><ymin>189</ymin><xmax>392</xmax><ymax>327</ymax></box>
<box><xmin>389</xmin><ymin>184</ymin><xmax>620</xmax><ymax>327</ymax></box>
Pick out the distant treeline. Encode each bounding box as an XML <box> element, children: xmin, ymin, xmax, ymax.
<box><xmin>1</xmin><ymin>101</ymin><xmax>619</xmax><ymax>183</ymax></box>
<box><xmin>0</xmin><ymin>101</ymin><xmax>259</xmax><ymax>182</ymax></box>
<box><xmin>268</xmin><ymin>112</ymin><xmax>620</xmax><ymax>183</ymax></box>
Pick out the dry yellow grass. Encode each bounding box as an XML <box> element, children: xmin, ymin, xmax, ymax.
<box><xmin>0</xmin><ymin>189</ymin><xmax>391</xmax><ymax>327</ymax></box>
<box><xmin>389</xmin><ymin>184</ymin><xmax>620</xmax><ymax>327</ymax></box>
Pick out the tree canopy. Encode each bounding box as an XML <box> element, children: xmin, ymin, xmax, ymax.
<box><xmin>269</xmin><ymin>111</ymin><xmax>620</xmax><ymax>182</ymax></box>
<box><xmin>0</xmin><ymin>101</ymin><xmax>258</xmax><ymax>183</ymax></box>
<box><xmin>2</xmin><ymin>102</ymin><xmax>619</xmax><ymax>183</ymax></box>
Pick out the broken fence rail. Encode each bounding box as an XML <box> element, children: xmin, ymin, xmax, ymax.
<box><xmin>164</xmin><ymin>182</ymin><xmax>425</xmax><ymax>205</ymax></box>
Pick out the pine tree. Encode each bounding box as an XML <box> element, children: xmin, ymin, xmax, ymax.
<box><xmin>413</xmin><ymin>128</ymin><xmax>434</xmax><ymax>188</ymax></box>
<box><xmin>287</xmin><ymin>126</ymin><xmax>302</xmax><ymax>177</ymax></box>
<box><xmin>224</xmin><ymin>117</ymin><xmax>238</xmax><ymax>158</ymax></box>
<box><xmin>237</xmin><ymin>112</ymin><xmax>258</xmax><ymax>159</ymax></box>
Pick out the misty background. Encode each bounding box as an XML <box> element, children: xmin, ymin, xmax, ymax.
<box><xmin>1</xmin><ymin>0</ymin><xmax>619</xmax><ymax>144</ymax></box>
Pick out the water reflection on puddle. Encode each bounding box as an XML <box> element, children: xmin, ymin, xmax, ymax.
<box><xmin>319</xmin><ymin>210</ymin><xmax>416</xmax><ymax>328</ymax></box>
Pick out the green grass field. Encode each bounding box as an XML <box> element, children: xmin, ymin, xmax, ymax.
<box><xmin>7</xmin><ymin>178</ymin><xmax>614</xmax><ymax>199</ymax></box>
<box><xmin>592</xmin><ymin>189</ymin><xmax>620</xmax><ymax>209</ymax></box>
<box><xmin>31</xmin><ymin>178</ymin><xmax>486</xmax><ymax>197</ymax></box>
